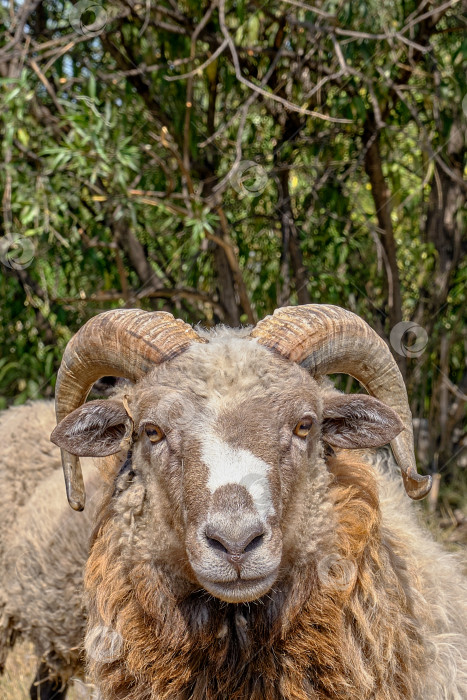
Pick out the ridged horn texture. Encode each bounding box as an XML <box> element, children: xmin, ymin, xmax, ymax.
<box><xmin>250</xmin><ymin>304</ymin><xmax>432</xmax><ymax>500</ymax></box>
<box><xmin>55</xmin><ymin>309</ymin><xmax>206</xmax><ymax>511</ymax></box>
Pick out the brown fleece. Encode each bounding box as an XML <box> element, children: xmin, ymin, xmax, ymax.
<box><xmin>85</xmin><ymin>453</ymin><xmax>427</xmax><ymax>700</ymax></box>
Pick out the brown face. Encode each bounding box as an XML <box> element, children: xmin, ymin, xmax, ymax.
<box><xmin>121</xmin><ymin>342</ymin><xmax>322</xmax><ymax>603</ymax></box>
<box><xmin>51</xmin><ymin>336</ymin><xmax>404</xmax><ymax>604</ymax></box>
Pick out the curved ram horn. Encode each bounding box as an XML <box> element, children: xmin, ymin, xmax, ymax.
<box><xmin>250</xmin><ymin>304</ymin><xmax>432</xmax><ymax>500</ymax></box>
<box><xmin>55</xmin><ymin>309</ymin><xmax>206</xmax><ymax>511</ymax></box>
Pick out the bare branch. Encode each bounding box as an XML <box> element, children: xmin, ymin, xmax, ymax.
<box><xmin>165</xmin><ymin>39</ymin><xmax>228</xmax><ymax>82</ymax></box>
<box><xmin>30</xmin><ymin>58</ymin><xmax>65</xmax><ymax>114</ymax></box>
<box><xmin>400</xmin><ymin>0</ymin><xmax>460</xmax><ymax>33</ymax></box>
<box><xmin>279</xmin><ymin>0</ymin><xmax>336</xmax><ymax>19</ymax></box>
<box><xmin>211</xmin><ymin>46</ymin><xmax>284</xmax><ymax>197</ymax></box>
<box><xmin>53</xmin><ymin>287</ymin><xmax>226</xmax><ymax>319</ymax></box>
<box><xmin>218</xmin><ymin>0</ymin><xmax>351</xmax><ymax>125</ymax></box>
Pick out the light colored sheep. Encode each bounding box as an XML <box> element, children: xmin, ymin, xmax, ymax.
<box><xmin>0</xmin><ymin>400</ymin><xmax>60</xmax><ymax>566</ymax></box>
<box><xmin>0</xmin><ymin>400</ymin><xmax>61</xmax><ymax>678</ymax></box>
<box><xmin>0</xmin><ymin>401</ymin><xmax>101</xmax><ymax>698</ymax></box>
<box><xmin>48</xmin><ymin>305</ymin><xmax>466</xmax><ymax>700</ymax></box>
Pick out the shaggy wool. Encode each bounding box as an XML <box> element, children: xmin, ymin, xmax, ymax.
<box><xmin>85</xmin><ymin>451</ymin><xmax>467</xmax><ymax>700</ymax></box>
<box><xmin>0</xmin><ymin>401</ymin><xmax>100</xmax><ymax>682</ymax></box>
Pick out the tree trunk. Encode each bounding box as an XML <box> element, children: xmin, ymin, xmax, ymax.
<box><xmin>413</xmin><ymin>120</ymin><xmax>465</xmax><ymax>335</ymax></box>
<box><xmin>363</xmin><ymin>118</ymin><xmax>405</xmax><ymax>375</ymax></box>
<box><xmin>278</xmin><ymin>168</ymin><xmax>310</xmax><ymax>305</ymax></box>
<box><xmin>363</xmin><ymin>124</ymin><xmax>403</xmax><ymax>326</ymax></box>
<box><xmin>213</xmin><ymin>243</ymin><xmax>241</xmax><ymax>326</ymax></box>
<box><xmin>111</xmin><ymin>207</ymin><xmax>163</xmax><ymax>295</ymax></box>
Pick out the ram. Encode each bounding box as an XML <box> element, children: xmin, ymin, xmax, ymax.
<box><xmin>47</xmin><ymin>304</ymin><xmax>467</xmax><ymax>700</ymax></box>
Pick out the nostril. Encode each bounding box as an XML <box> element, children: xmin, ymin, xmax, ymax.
<box><xmin>244</xmin><ymin>533</ymin><xmax>264</xmax><ymax>553</ymax></box>
<box><xmin>205</xmin><ymin>525</ymin><xmax>265</xmax><ymax>557</ymax></box>
<box><xmin>205</xmin><ymin>534</ymin><xmax>229</xmax><ymax>554</ymax></box>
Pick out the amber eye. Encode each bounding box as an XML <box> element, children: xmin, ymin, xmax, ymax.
<box><xmin>293</xmin><ymin>418</ymin><xmax>313</xmax><ymax>438</ymax></box>
<box><xmin>144</xmin><ymin>424</ymin><xmax>165</xmax><ymax>444</ymax></box>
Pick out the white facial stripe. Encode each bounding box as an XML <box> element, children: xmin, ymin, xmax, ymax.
<box><xmin>201</xmin><ymin>434</ymin><xmax>274</xmax><ymax>517</ymax></box>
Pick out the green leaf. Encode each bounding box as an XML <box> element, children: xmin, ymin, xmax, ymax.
<box><xmin>17</xmin><ymin>128</ymin><xmax>29</xmax><ymax>146</ymax></box>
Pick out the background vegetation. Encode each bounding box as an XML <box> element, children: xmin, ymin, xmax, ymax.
<box><xmin>0</xmin><ymin>2</ymin><xmax>465</xmax><ymax>694</ymax></box>
<box><xmin>0</xmin><ymin>0</ymin><xmax>466</xmax><ymax>505</ymax></box>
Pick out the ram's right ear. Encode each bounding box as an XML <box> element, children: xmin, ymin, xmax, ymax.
<box><xmin>50</xmin><ymin>399</ymin><xmax>132</xmax><ymax>457</ymax></box>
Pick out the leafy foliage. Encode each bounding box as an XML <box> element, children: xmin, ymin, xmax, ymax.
<box><xmin>0</xmin><ymin>0</ymin><xmax>465</xmax><ymax>485</ymax></box>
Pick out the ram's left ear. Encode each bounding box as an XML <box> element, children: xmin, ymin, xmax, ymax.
<box><xmin>51</xmin><ymin>399</ymin><xmax>132</xmax><ymax>457</ymax></box>
<box><xmin>321</xmin><ymin>394</ymin><xmax>404</xmax><ymax>449</ymax></box>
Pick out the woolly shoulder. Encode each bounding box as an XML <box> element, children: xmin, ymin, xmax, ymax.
<box><xmin>373</xmin><ymin>451</ymin><xmax>467</xmax><ymax>636</ymax></box>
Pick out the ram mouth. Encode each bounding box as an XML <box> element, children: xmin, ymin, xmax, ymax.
<box><xmin>196</xmin><ymin>570</ymin><xmax>279</xmax><ymax>603</ymax></box>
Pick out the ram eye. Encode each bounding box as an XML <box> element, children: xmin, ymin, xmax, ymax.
<box><xmin>293</xmin><ymin>418</ymin><xmax>313</xmax><ymax>438</ymax></box>
<box><xmin>144</xmin><ymin>424</ymin><xmax>165</xmax><ymax>443</ymax></box>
